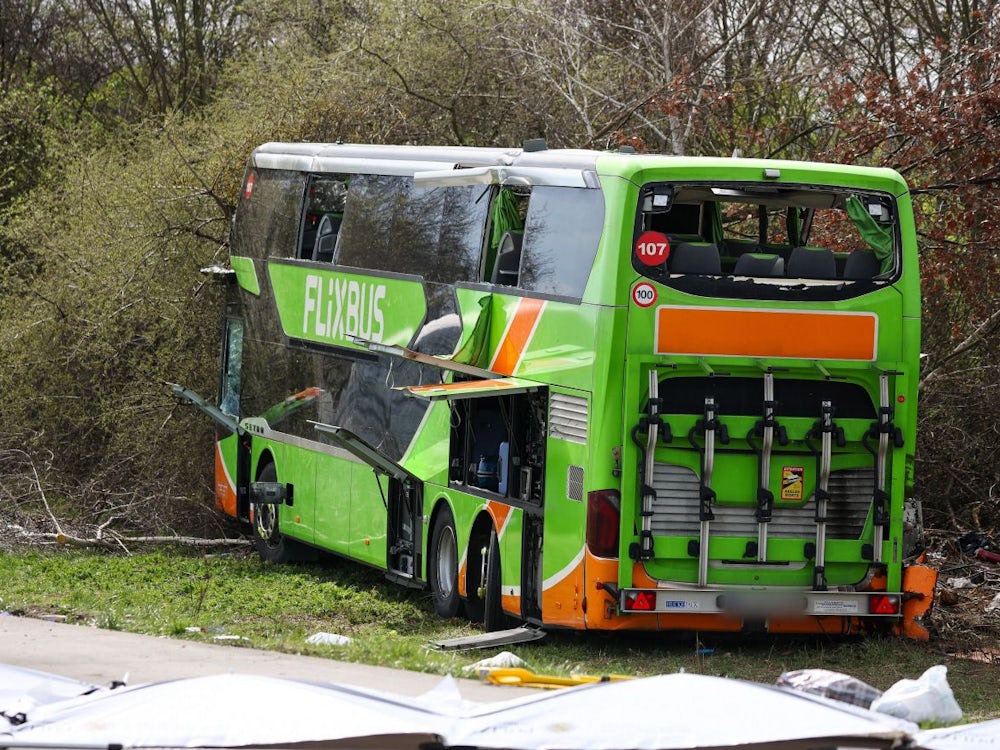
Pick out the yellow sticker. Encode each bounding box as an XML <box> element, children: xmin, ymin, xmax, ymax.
<box><xmin>781</xmin><ymin>466</ymin><xmax>804</xmax><ymax>501</ymax></box>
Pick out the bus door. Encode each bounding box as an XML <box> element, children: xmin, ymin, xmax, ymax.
<box><xmin>312</xmin><ymin>422</ymin><xmax>424</xmax><ymax>584</ymax></box>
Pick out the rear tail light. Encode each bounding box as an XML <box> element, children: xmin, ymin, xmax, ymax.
<box><xmin>623</xmin><ymin>590</ymin><xmax>657</xmax><ymax>611</ymax></box>
<box><xmin>587</xmin><ymin>490</ymin><xmax>621</xmax><ymax>558</ymax></box>
<box><xmin>869</xmin><ymin>594</ymin><xmax>901</xmax><ymax>615</ymax></box>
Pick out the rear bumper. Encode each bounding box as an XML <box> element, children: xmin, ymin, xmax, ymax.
<box><xmin>620</xmin><ymin>586</ymin><xmax>899</xmax><ymax>618</ymax></box>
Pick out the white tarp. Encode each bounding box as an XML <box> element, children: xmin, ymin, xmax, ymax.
<box><xmin>0</xmin><ymin>664</ymin><xmax>102</xmax><ymax>729</ymax></box>
<box><xmin>5</xmin><ymin>673</ymin><xmax>445</xmax><ymax>749</ymax></box>
<box><xmin>0</xmin><ymin>664</ymin><xmax>100</xmax><ymax>706</ymax></box>
<box><xmin>916</xmin><ymin>719</ymin><xmax>1000</xmax><ymax>749</ymax></box>
<box><xmin>2</xmin><ymin>666</ymin><xmax>923</xmax><ymax>750</ymax></box>
<box><xmin>450</xmin><ymin>672</ymin><xmax>918</xmax><ymax>750</ymax></box>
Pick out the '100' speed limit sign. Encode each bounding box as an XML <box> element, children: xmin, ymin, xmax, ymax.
<box><xmin>632</xmin><ymin>282</ymin><xmax>657</xmax><ymax>308</ymax></box>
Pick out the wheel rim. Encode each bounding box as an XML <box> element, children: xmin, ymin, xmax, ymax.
<box><xmin>254</xmin><ymin>503</ymin><xmax>279</xmax><ymax>547</ymax></box>
<box><xmin>435</xmin><ymin>525</ymin><xmax>457</xmax><ymax>597</ymax></box>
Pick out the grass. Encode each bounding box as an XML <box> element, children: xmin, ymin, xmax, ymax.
<box><xmin>2</xmin><ymin>546</ymin><xmax>999</xmax><ymax>721</ymax></box>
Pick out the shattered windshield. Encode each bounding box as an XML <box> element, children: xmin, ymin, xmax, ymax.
<box><xmin>632</xmin><ymin>182</ymin><xmax>899</xmax><ymax>302</ymax></box>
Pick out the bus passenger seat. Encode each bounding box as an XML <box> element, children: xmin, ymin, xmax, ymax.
<box><xmin>787</xmin><ymin>245</ymin><xmax>837</xmax><ymax>279</ymax></box>
<box><xmin>669</xmin><ymin>242</ymin><xmax>721</xmax><ymax>275</ymax></box>
<box><xmin>733</xmin><ymin>252</ymin><xmax>785</xmax><ymax>277</ymax></box>
<box><xmin>843</xmin><ymin>248</ymin><xmax>882</xmax><ymax>280</ymax></box>
<box><xmin>312</xmin><ymin>214</ymin><xmax>341</xmax><ymax>263</ymax></box>
<box><xmin>491</xmin><ymin>231</ymin><xmax>523</xmax><ymax>285</ymax></box>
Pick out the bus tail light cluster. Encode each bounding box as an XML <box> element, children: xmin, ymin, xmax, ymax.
<box><xmin>869</xmin><ymin>594</ymin><xmax>901</xmax><ymax>615</ymax></box>
<box><xmin>587</xmin><ymin>490</ymin><xmax>621</xmax><ymax>558</ymax></box>
<box><xmin>622</xmin><ymin>590</ymin><xmax>656</xmax><ymax>611</ymax></box>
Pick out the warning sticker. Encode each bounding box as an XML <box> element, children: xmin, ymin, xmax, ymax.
<box><xmin>814</xmin><ymin>599</ymin><xmax>860</xmax><ymax>614</ymax></box>
<box><xmin>781</xmin><ymin>466</ymin><xmax>804</xmax><ymax>501</ymax></box>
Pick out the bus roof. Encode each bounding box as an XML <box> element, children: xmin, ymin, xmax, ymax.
<box><xmin>250</xmin><ymin>142</ymin><xmax>907</xmax><ymax>194</ymax></box>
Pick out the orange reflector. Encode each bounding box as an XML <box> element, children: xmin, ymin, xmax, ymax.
<box><xmin>870</xmin><ymin>594</ymin><xmax>900</xmax><ymax>615</ymax></box>
<box><xmin>624</xmin><ymin>591</ymin><xmax>656</xmax><ymax>611</ymax></box>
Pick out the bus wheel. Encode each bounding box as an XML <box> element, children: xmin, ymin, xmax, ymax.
<box><xmin>484</xmin><ymin>528</ymin><xmax>512</xmax><ymax>632</ymax></box>
<box><xmin>251</xmin><ymin>463</ymin><xmax>297</xmax><ymax>564</ymax></box>
<box><xmin>429</xmin><ymin>506</ymin><xmax>462</xmax><ymax>619</ymax></box>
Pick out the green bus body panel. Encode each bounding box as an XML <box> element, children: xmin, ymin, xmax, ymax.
<box><xmin>349</xmin><ymin>464</ymin><xmax>388</xmax><ymax>565</ymax></box>
<box><xmin>313</xmin><ymin>453</ymin><xmax>352</xmax><ymax>551</ymax></box>
<box><xmin>230</xmin><ymin>256</ymin><xmax>261</xmax><ymax>296</ymax></box>
<box><xmin>268</xmin><ymin>261</ymin><xmax>428</xmax><ymax>351</ymax></box>
<box><xmin>398</xmin><ymin>401</ymin><xmax>451</xmax><ymax>485</ymax></box>
<box><xmin>541</xmin><ymin>421</ymin><xmax>589</xmax><ymax>576</ymax></box>
<box><xmin>594</xmin><ymin>154</ymin><xmax>910</xmax><ymax>202</ymax></box>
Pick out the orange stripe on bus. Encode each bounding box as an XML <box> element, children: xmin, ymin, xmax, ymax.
<box><xmin>541</xmin><ymin>553</ymin><xmax>585</xmax><ymax>628</ymax></box>
<box><xmin>491</xmin><ymin>297</ymin><xmax>545</xmax><ymax>375</ymax></box>
<box><xmin>502</xmin><ymin>592</ymin><xmax>521</xmax><ymax>616</ymax></box>
<box><xmin>408</xmin><ymin>378</ymin><xmax>517</xmax><ymax>395</ymax></box>
<box><xmin>486</xmin><ymin>500</ymin><xmax>514</xmax><ymax>536</ymax></box>
<box><xmin>655</xmin><ymin>306</ymin><xmax>877</xmax><ymax>361</ymax></box>
<box><xmin>214</xmin><ymin>440</ymin><xmax>237</xmax><ymax>517</ymax></box>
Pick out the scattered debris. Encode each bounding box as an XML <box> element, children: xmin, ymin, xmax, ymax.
<box><xmin>944</xmin><ymin>576</ymin><xmax>976</xmax><ymax>589</ymax></box>
<box><xmin>985</xmin><ymin>593</ymin><xmax>1000</xmax><ymax>615</ymax></box>
<box><xmin>462</xmin><ymin>650</ymin><xmax>526</xmax><ymax>672</ymax></box>
<box><xmin>305</xmin><ymin>632</ymin><xmax>351</xmax><ymax>646</ymax></box>
<box><xmin>922</xmin><ymin>530</ymin><xmax>1000</xmax><ymax>650</ymax></box>
<box><xmin>478</xmin><ymin>667</ymin><xmax>631</xmax><ymax>689</ymax></box>
<box><xmin>958</xmin><ymin>531</ymin><xmax>1000</xmax><ymax>563</ymax></box>
<box><xmin>777</xmin><ymin>669</ymin><xmax>882</xmax><ymax>708</ymax></box>
<box><xmin>871</xmin><ymin>665</ymin><xmax>963</xmax><ymax>725</ymax></box>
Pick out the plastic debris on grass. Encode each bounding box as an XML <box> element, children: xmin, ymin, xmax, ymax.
<box><xmin>306</xmin><ymin>631</ymin><xmax>352</xmax><ymax>646</ymax></box>
<box><xmin>778</xmin><ymin>668</ymin><xmax>882</xmax><ymax>708</ymax></box>
<box><xmin>871</xmin><ymin>665</ymin><xmax>963</xmax><ymax>724</ymax></box>
<box><xmin>462</xmin><ymin>650</ymin><xmax>527</xmax><ymax>672</ymax></box>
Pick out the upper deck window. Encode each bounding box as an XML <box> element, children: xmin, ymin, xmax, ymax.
<box><xmin>335</xmin><ymin>174</ymin><xmax>488</xmax><ymax>284</ymax></box>
<box><xmin>232</xmin><ymin>169</ymin><xmax>306</xmax><ymax>261</ymax></box>
<box><xmin>632</xmin><ymin>182</ymin><xmax>900</xmax><ymax>302</ymax></box>
<box><xmin>493</xmin><ymin>185</ymin><xmax>605</xmax><ymax>299</ymax></box>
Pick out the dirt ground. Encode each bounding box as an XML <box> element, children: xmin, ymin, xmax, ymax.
<box><xmin>923</xmin><ymin>534</ymin><xmax>1000</xmax><ymax>661</ymax></box>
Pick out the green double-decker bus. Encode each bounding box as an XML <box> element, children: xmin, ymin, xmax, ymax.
<box><xmin>181</xmin><ymin>141</ymin><xmax>936</xmax><ymax>639</ymax></box>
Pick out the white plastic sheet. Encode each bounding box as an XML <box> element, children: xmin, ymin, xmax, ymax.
<box><xmin>8</xmin><ymin>673</ymin><xmax>445</xmax><ymax>749</ymax></box>
<box><xmin>917</xmin><ymin>718</ymin><xmax>1000</xmax><ymax>749</ymax></box>
<box><xmin>3</xmin><ymin>666</ymin><xmax>922</xmax><ymax>750</ymax></box>
<box><xmin>0</xmin><ymin>664</ymin><xmax>101</xmax><ymax>706</ymax></box>
<box><xmin>450</xmin><ymin>672</ymin><xmax>917</xmax><ymax>750</ymax></box>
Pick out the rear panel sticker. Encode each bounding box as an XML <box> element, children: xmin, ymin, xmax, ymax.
<box><xmin>781</xmin><ymin>466</ymin><xmax>804</xmax><ymax>501</ymax></box>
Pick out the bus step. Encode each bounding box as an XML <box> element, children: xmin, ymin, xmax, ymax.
<box><xmin>432</xmin><ymin>625</ymin><xmax>546</xmax><ymax>651</ymax></box>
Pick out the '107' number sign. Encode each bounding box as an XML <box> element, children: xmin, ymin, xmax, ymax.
<box><xmin>635</xmin><ymin>231</ymin><xmax>670</xmax><ymax>266</ymax></box>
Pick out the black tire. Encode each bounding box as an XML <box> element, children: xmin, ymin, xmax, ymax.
<box><xmin>464</xmin><ymin>533</ymin><xmax>487</xmax><ymax>624</ymax></box>
<box><xmin>484</xmin><ymin>528</ymin><xmax>513</xmax><ymax>632</ymax></box>
<box><xmin>251</xmin><ymin>462</ymin><xmax>301</xmax><ymax>564</ymax></box>
<box><xmin>428</xmin><ymin>506</ymin><xmax>462</xmax><ymax>619</ymax></box>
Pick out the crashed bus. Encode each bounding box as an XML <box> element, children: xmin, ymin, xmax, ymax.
<box><xmin>179</xmin><ymin>141</ymin><xmax>936</xmax><ymax>640</ymax></box>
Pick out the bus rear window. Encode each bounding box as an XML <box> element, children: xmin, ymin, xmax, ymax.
<box><xmin>632</xmin><ymin>182</ymin><xmax>899</xmax><ymax>301</ymax></box>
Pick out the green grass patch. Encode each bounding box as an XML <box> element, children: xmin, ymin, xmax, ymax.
<box><xmin>2</xmin><ymin>548</ymin><xmax>998</xmax><ymax>721</ymax></box>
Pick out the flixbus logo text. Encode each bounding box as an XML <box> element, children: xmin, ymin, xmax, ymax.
<box><xmin>303</xmin><ymin>274</ymin><xmax>386</xmax><ymax>343</ymax></box>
